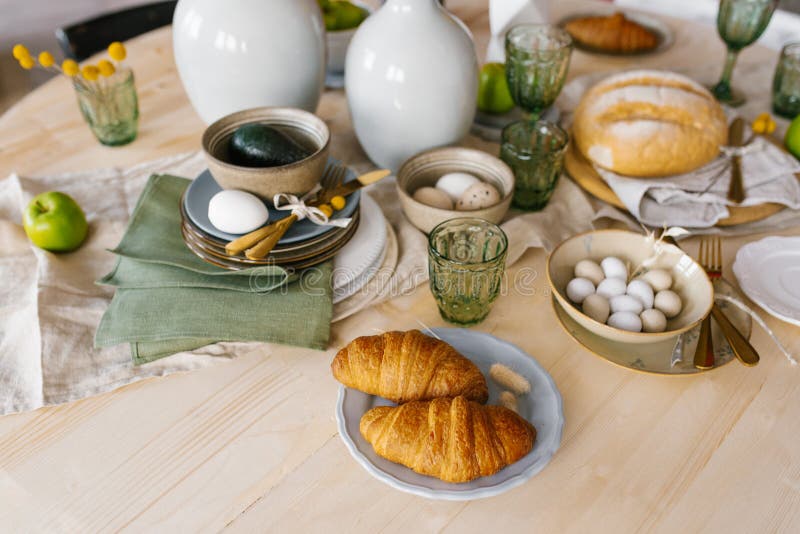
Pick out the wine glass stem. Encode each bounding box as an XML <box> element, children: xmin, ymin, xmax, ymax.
<box><xmin>720</xmin><ymin>49</ymin><xmax>739</xmax><ymax>88</ymax></box>
<box><xmin>524</xmin><ymin>110</ymin><xmax>541</xmax><ymax>123</ymax></box>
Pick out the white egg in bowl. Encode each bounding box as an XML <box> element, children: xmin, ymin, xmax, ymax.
<box><xmin>546</xmin><ymin>230</ymin><xmax>713</xmax><ymax>344</ymax></box>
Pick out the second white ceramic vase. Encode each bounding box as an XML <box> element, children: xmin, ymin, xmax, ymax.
<box><xmin>345</xmin><ymin>0</ymin><xmax>479</xmax><ymax>170</ymax></box>
<box><xmin>173</xmin><ymin>0</ymin><xmax>326</xmax><ymax>124</ymax></box>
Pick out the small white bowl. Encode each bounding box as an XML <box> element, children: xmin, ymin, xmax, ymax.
<box><xmin>547</xmin><ymin>230</ymin><xmax>713</xmax><ymax>344</ymax></box>
<box><xmin>326</xmin><ymin>2</ymin><xmax>372</xmax><ymax>74</ymax></box>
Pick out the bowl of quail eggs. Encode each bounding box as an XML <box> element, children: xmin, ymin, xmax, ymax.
<box><xmin>547</xmin><ymin>230</ymin><xmax>714</xmax><ymax>344</ymax></box>
<box><xmin>396</xmin><ymin>147</ymin><xmax>514</xmax><ymax>233</ymax></box>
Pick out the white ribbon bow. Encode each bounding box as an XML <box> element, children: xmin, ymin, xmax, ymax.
<box><xmin>273</xmin><ymin>193</ymin><xmax>352</xmax><ymax>228</ymax></box>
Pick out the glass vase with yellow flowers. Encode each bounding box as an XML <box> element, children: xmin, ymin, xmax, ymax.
<box><xmin>12</xmin><ymin>42</ymin><xmax>138</xmax><ymax>146</ymax></box>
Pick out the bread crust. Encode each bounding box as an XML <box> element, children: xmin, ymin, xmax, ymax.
<box><xmin>572</xmin><ymin>70</ymin><xmax>728</xmax><ymax>177</ymax></box>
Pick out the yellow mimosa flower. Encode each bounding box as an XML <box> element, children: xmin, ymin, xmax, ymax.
<box><xmin>318</xmin><ymin>204</ymin><xmax>333</xmax><ymax>218</ymax></box>
<box><xmin>12</xmin><ymin>44</ymin><xmax>30</xmax><ymax>60</ymax></box>
<box><xmin>108</xmin><ymin>42</ymin><xmax>127</xmax><ymax>62</ymax></box>
<box><xmin>18</xmin><ymin>56</ymin><xmax>35</xmax><ymax>70</ymax></box>
<box><xmin>330</xmin><ymin>195</ymin><xmax>346</xmax><ymax>211</ymax></box>
<box><xmin>38</xmin><ymin>51</ymin><xmax>55</xmax><ymax>67</ymax></box>
<box><xmin>81</xmin><ymin>65</ymin><xmax>100</xmax><ymax>81</ymax></box>
<box><xmin>97</xmin><ymin>59</ymin><xmax>116</xmax><ymax>77</ymax></box>
<box><xmin>751</xmin><ymin>112</ymin><xmax>776</xmax><ymax>135</ymax></box>
<box><xmin>62</xmin><ymin>59</ymin><xmax>79</xmax><ymax>77</ymax></box>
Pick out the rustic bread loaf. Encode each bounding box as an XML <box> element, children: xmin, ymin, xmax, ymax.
<box><xmin>572</xmin><ymin>70</ymin><xmax>728</xmax><ymax>177</ymax></box>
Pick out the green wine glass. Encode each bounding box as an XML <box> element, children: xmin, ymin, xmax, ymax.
<box><xmin>711</xmin><ymin>0</ymin><xmax>778</xmax><ymax>107</ymax></box>
<box><xmin>505</xmin><ymin>24</ymin><xmax>573</xmax><ymax>121</ymax></box>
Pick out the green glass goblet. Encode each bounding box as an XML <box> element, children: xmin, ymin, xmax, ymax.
<box><xmin>505</xmin><ymin>24</ymin><xmax>573</xmax><ymax>122</ymax></box>
<box><xmin>428</xmin><ymin>218</ymin><xmax>508</xmax><ymax>326</ymax></box>
<box><xmin>773</xmin><ymin>42</ymin><xmax>800</xmax><ymax>119</ymax></box>
<box><xmin>711</xmin><ymin>0</ymin><xmax>778</xmax><ymax>107</ymax></box>
<box><xmin>74</xmin><ymin>68</ymin><xmax>139</xmax><ymax>146</ymax></box>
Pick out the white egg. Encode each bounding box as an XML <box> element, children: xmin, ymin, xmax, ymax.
<box><xmin>654</xmin><ymin>289</ymin><xmax>682</xmax><ymax>318</ymax></box>
<box><xmin>610</xmin><ymin>294</ymin><xmax>644</xmax><ymax>315</ymax></box>
<box><xmin>626</xmin><ymin>280</ymin><xmax>655</xmax><ymax>309</ymax></box>
<box><xmin>436</xmin><ymin>172</ymin><xmax>481</xmax><ymax>201</ymax></box>
<box><xmin>566</xmin><ymin>277</ymin><xmax>595</xmax><ymax>304</ymax></box>
<box><xmin>208</xmin><ymin>189</ymin><xmax>269</xmax><ymax>234</ymax></box>
<box><xmin>456</xmin><ymin>182</ymin><xmax>501</xmax><ymax>210</ymax></box>
<box><xmin>607</xmin><ymin>311</ymin><xmax>643</xmax><ymax>332</ymax></box>
<box><xmin>582</xmin><ymin>294</ymin><xmax>610</xmax><ymax>323</ymax></box>
<box><xmin>412</xmin><ymin>186</ymin><xmax>453</xmax><ymax>210</ymax></box>
<box><xmin>639</xmin><ymin>269</ymin><xmax>672</xmax><ymax>292</ymax></box>
<box><xmin>596</xmin><ymin>277</ymin><xmax>626</xmax><ymax>299</ymax></box>
<box><xmin>601</xmin><ymin>256</ymin><xmax>628</xmax><ymax>280</ymax></box>
<box><xmin>640</xmin><ymin>309</ymin><xmax>667</xmax><ymax>333</ymax></box>
<box><xmin>574</xmin><ymin>259</ymin><xmax>604</xmax><ymax>286</ymax></box>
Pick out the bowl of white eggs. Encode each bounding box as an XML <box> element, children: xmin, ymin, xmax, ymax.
<box><xmin>547</xmin><ymin>230</ymin><xmax>714</xmax><ymax>344</ymax></box>
<box><xmin>396</xmin><ymin>147</ymin><xmax>514</xmax><ymax>233</ymax></box>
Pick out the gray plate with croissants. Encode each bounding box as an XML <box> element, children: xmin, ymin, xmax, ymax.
<box><xmin>332</xmin><ymin>329</ymin><xmax>564</xmax><ymax>500</ymax></box>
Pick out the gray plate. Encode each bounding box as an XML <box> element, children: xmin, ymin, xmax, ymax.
<box><xmin>183</xmin><ymin>158</ymin><xmax>360</xmax><ymax>244</ymax></box>
<box><xmin>336</xmin><ymin>328</ymin><xmax>564</xmax><ymax>500</ymax></box>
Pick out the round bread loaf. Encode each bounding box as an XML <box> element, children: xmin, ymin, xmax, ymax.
<box><xmin>572</xmin><ymin>70</ymin><xmax>728</xmax><ymax>177</ymax></box>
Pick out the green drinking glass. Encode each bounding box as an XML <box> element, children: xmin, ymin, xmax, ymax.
<box><xmin>505</xmin><ymin>24</ymin><xmax>573</xmax><ymax>121</ymax></box>
<box><xmin>500</xmin><ymin>120</ymin><xmax>568</xmax><ymax>211</ymax></box>
<box><xmin>428</xmin><ymin>218</ymin><xmax>508</xmax><ymax>326</ymax></box>
<box><xmin>74</xmin><ymin>68</ymin><xmax>139</xmax><ymax>146</ymax></box>
<box><xmin>773</xmin><ymin>42</ymin><xmax>800</xmax><ymax>119</ymax></box>
<box><xmin>711</xmin><ymin>0</ymin><xmax>778</xmax><ymax>107</ymax></box>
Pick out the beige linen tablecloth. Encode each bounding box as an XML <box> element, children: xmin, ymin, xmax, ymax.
<box><xmin>0</xmin><ymin>151</ymin><xmax>601</xmax><ymax>415</ymax></box>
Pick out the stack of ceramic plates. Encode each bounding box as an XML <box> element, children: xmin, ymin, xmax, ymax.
<box><xmin>181</xmin><ymin>161</ymin><xmax>361</xmax><ymax>270</ymax></box>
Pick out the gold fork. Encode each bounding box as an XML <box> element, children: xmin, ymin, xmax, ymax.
<box><xmin>225</xmin><ymin>165</ymin><xmax>348</xmax><ymax>258</ymax></box>
<box><xmin>694</xmin><ymin>236</ymin><xmax>760</xmax><ymax>368</ymax></box>
<box><xmin>693</xmin><ymin>237</ymin><xmax>719</xmax><ymax>369</ymax></box>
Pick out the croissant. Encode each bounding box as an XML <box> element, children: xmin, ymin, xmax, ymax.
<box><xmin>331</xmin><ymin>330</ymin><xmax>488</xmax><ymax>404</ymax></box>
<box><xmin>360</xmin><ymin>396</ymin><xmax>536</xmax><ymax>483</ymax></box>
<box><xmin>565</xmin><ymin>12</ymin><xmax>658</xmax><ymax>53</ymax></box>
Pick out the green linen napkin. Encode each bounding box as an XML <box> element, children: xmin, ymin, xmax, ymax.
<box><xmin>96</xmin><ymin>174</ymin><xmax>333</xmax><ymax>361</ymax></box>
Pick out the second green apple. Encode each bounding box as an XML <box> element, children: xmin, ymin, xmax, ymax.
<box><xmin>477</xmin><ymin>62</ymin><xmax>515</xmax><ymax>114</ymax></box>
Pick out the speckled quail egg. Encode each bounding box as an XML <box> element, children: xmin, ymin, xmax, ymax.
<box><xmin>566</xmin><ymin>277</ymin><xmax>595</xmax><ymax>304</ymax></box>
<box><xmin>654</xmin><ymin>289</ymin><xmax>682</xmax><ymax>318</ymax></box>
<box><xmin>582</xmin><ymin>294</ymin><xmax>610</xmax><ymax>323</ymax></box>
<box><xmin>601</xmin><ymin>256</ymin><xmax>628</xmax><ymax>280</ymax></box>
<box><xmin>574</xmin><ymin>259</ymin><xmax>604</xmax><ymax>286</ymax></box>
<box><xmin>456</xmin><ymin>182</ymin><xmax>501</xmax><ymax>211</ymax></box>
<box><xmin>610</xmin><ymin>294</ymin><xmax>644</xmax><ymax>315</ymax></box>
<box><xmin>208</xmin><ymin>189</ymin><xmax>268</xmax><ymax>234</ymax></box>
<box><xmin>626</xmin><ymin>280</ymin><xmax>655</xmax><ymax>309</ymax></box>
<box><xmin>640</xmin><ymin>308</ymin><xmax>667</xmax><ymax>333</ymax></box>
<box><xmin>607</xmin><ymin>311</ymin><xmax>643</xmax><ymax>332</ymax></box>
<box><xmin>412</xmin><ymin>186</ymin><xmax>454</xmax><ymax>210</ymax></box>
<box><xmin>596</xmin><ymin>277</ymin><xmax>627</xmax><ymax>299</ymax></box>
<box><xmin>639</xmin><ymin>269</ymin><xmax>672</xmax><ymax>292</ymax></box>
<box><xmin>436</xmin><ymin>172</ymin><xmax>481</xmax><ymax>201</ymax></box>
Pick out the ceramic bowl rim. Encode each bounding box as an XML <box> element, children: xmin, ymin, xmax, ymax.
<box><xmin>546</xmin><ymin>229</ymin><xmax>714</xmax><ymax>340</ymax></box>
<box><xmin>395</xmin><ymin>146</ymin><xmax>515</xmax><ymax>217</ymax></box>
<box><xmin>201</xmin><ymin>107</ymin><xmax>331</xmax><ymax>174</ymax></box>
<box><xmin>325</xmin><ymin>0</ymin><xmax>373</xmax><ymax>37</ymax></box>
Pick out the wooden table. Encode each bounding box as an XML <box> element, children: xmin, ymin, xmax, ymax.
<box><xmin>1</xmin><ymin>1</ymin><xmax>799</xmax><ymax>531</ymax></box>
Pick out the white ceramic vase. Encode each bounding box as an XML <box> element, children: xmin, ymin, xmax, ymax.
<box><xmin>173</xmin><ymin>0</ymin><xmax>326</xmax><ymax>124</ymax></box>
<box><xmin>345</xmin><ymin>0</ymin><xmax>478</xmax><ymax>170</ymax></box>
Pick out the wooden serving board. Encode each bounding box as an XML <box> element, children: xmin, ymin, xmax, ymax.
<box><xmin>564</xmin><ymin>142</ymin><xmax>790</xmax><ymax>227</ymax></box>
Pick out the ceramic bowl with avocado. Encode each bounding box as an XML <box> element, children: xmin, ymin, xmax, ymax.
<box><xmin>202</xmin><ymin>107</ymin><xmax>330</xmax><ymax>200</ymax></box>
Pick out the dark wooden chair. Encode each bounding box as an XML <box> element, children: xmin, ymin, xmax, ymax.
<box><xmin>55</xmin><ymin>1</ymin><xmax>177</xmax><ymax>61</ymax></box>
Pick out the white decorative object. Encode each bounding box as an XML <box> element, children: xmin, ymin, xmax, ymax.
<box><xmin>345</xmin><ymin>0</ymin><xmax>478</xmax><ymax>170</ymax></box>
<box><xmin>172</xmin><ymin>0</ymin><xmax>326</xmax><ymax>124</ymax></box>
<box><xmin>487</xmin><ymin>0</ymin><xmax>549</xmax><ymax>62</ymax></box>
<box><xmin>207</xmin><ymin>189</ymin><xmax>268</xmax><ymax>234</ymax></box>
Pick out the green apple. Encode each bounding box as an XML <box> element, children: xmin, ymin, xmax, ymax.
<box><xmin>477</xmin><ymin>62</ymin><xmax>515</xmax><ymax>114</ymax></box>
<box><xmin>22</xmin><ymin>192</ymin><xmax>88</xmax><ymax>252</ymax></box>
<box><xmin>786</xmin><ymin>113</ymin><xmax>800</xmax><ymax>160</ymax></box>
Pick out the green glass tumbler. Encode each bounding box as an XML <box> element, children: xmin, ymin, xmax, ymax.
<box><xmin>505</xmin><ymin>24</ymin><xmax>573</xmax><ymax>121</ymax></box>
<box><xmin>428</xmin><ymin>218</ymin><xmax>508</xmax><ymax>326</ymax></box>
<box><xmin>711</xmin><ymin>0</ymin><xmax>778</xmax><ymax>106</ymax></box>
<box><xmin>773</xmin><ymin>42</ymin><xmax>800</xmax><ymax>119</ymax></box>
<box><xmin>74</xmin><ymin>68</ymin><xmax>139</xmax><ymax>146</ymax></box>
<box><xmin>500</xmin><ymin>120</ymin><xmax>568</xmax><ymax>211</ymax></box>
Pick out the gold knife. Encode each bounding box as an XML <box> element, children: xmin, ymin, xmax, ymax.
<box><xmin>727</xmin><ymin>118</ymin><xmax>746</xmax><ymax>204</ymax></box>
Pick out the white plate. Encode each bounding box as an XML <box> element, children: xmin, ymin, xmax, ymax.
<box><xmin>734</xmin><ymin>236</ymin><xmax>800</xmax><ymax>327</ymax></box>
<box><xmin>336</xmin><ymin>328</ymin><xmax>564</xmax><ymax>500</ymax></box>
<box><xmin>332</xmin><ymin>194</ymin><xmax>387</xmax><ymax>294</ymax></box>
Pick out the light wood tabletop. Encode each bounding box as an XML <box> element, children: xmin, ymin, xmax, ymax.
<box><xmin>1</xmin><ymin>0</ymin><xmax>799</xmax><ymax>531</ymax></box>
